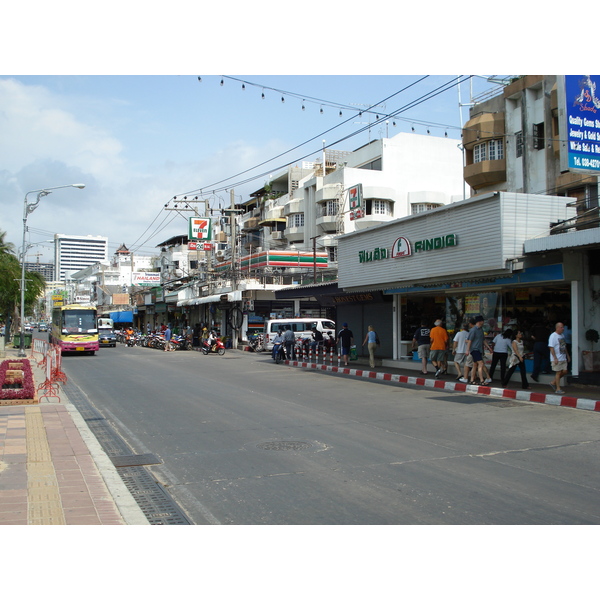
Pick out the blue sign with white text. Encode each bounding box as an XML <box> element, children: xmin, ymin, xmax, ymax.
<box><xmin>565</xmin><ymin>75</ymin><xmax>600</xmax><ymax>172</ymax></box>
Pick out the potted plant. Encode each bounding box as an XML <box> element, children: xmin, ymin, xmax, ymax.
<box><xmin>582</xmin><ymin>328</ymin><xmax>600</xmax><ymax>371</ymax></box>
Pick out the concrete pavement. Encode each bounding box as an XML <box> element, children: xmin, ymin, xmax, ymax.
<box><xmin>2</xmin><ymin>338</ymin><xmax>598</xmax><ymax>526</ymax></box>
<box><xmin>0</xmin><ymin>342</ymin><xmax>149</xmax><ymax>525</ymax></box>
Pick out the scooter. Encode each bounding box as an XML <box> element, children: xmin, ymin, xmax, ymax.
<box><xmin>272</xmin><ymin>342</ymin><xmax>287</xmax><ymax>364</ymax></box>
<box><xmin>201</xmin><ymin>337</ymin><xmax>226</xmax><ymax>355</ymax></box>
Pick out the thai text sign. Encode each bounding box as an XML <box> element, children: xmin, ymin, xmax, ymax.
<box><xmin>565</xmin><ymin>75</ymin><xmax>600</xmax><ymax>172</ymax></box>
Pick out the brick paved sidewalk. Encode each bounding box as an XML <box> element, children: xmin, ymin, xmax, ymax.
<box><xmin>0</xmin><ymin>404</ymin><xmax>126</xmax><ymax>524</ymax></box>
<box><xmin>0</xmin><ymin>343</ymin><xmax>148</xmax><ymax>525</ymax></box>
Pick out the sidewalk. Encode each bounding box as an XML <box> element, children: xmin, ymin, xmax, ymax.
<box><xmin>0</xmin><ymin>342</ymin><xmax>149</xmax><ymax>525</ymax></box>
<box><xmin>282</xmin><ymin>353</ymin><xmax>600</xmax><ymax>413</ymax></box>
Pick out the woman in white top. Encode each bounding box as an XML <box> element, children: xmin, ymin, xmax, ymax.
<box><xmin>489</xmin><ymin>329</ymin><xmax>513</xmax><ymax>382</ymax></box>
<box><xmin>501</xmin><ymin>330</ymin><xmax>531</xmax><ymax>390</ymax></box>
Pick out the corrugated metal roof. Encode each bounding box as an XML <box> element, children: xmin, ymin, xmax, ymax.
<box><xmin>524</xmin><ymin>228</ymin><xmax>600</xmax><ymax>253</ymax></box>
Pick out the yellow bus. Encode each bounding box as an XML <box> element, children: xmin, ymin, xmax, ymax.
<box><xmin>51</xmin><ymin>304</ymin><xmax>99</xmax><ymax>355</ymax></box>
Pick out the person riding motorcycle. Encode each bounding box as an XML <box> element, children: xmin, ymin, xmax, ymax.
<box><xmin>207</xmin><ymin>330</ymin><xmax>218</xmax><ymax>352</ymax></box>
<box><xmin>272</xmin><ymin>330</ymin><xmax>284</xmax><ymax>360</ymax></box>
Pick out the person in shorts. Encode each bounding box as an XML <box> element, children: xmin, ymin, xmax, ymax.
<box><xmin>548</xmin><ymin>322</ymin><xmax>570</xmax><ymax>394</ymax></box>
<box><xmin>452</xmin><ymin>321</ymin><xmax>470</xmax><ymax>380</ymax></box>
<box><xmin>460</xmin><ymin>315</ymin><xmax>491</xmax><ymax>385</ymax></box>
<box><xmin>429</xmin><ymin>319</ymin><xmax>449</xmax><ymax>377</ymax></box>
<box><xmin>412</xmin><ymin>320</ymin><xmax>431</xmax><ymax>375</ymax></box>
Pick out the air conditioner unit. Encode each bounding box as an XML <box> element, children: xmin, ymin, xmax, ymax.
<box><xmin>215</xmin><ymin>250</ymin><xmax>225</xmax><ymax>262</ymax></box>
<box><xmin>272</xmin><ymin>231</ymin><xmax>283</xmax><ymax>240</ymax></box>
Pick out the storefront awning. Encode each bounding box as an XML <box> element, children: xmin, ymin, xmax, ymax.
<box><xmin>258</xmin><ymin>218</ymin><xmax>286</xmax><ymax>226</ymax></box>
<box><xmin>177</xmin><ymin>290</ymin><xmax>242</xmax><ymax>307</ymax></box>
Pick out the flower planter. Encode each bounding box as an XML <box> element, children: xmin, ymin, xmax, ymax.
<box><xmin>0</xmin><ymin>359</ymin><xmax>37</xmax><ymax>404</ymax></box>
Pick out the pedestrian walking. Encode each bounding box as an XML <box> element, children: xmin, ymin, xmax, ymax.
<box><xmin>489</xmin><ymin>329</ymin><xmax>513</xmax><ymax>382</ymax></box>
<box><xmin>502</xmin><ymin>330</ymin><xmax>530</xmax><ymax>389</ymax></box>
<box><xmin>452</xmin><ymin>321</ymin><xmax>470</xmax><ymax>380</ymax></box>
<box><xmin>429</xmin><ymin>319</ymin><xmax>449</xmax><ymax>377</ymax></box>
<box><xmin>362</xmin><ymin>325</ymin><xmax>379</xmax><ymax>369</ymax></box>
<box><xmin>338</xmin><ymin>323</ymin><xmax>354</xmax><ymax>366</ymax></box>
<box><xmin>282</xmin><ymin>326</ymin><xmax>296</xmax><ymax>360</ymax></box>
<box><xmin>548</xmin><ymin>322</ymin><xmax>570</xmax><ymax>394</ymax></box>
<box><xmin>412</xmin><ymin>320</ymin><xmax>431</xmax><ymax>375</ymax></box>
<box><xmin>164</xmin><ymin>324</ymin><xmax>172</xmax><ymax>351</ymax></box>
<box><xmin>460</xmin><ymin>315</ymin><xmax>491</xmax><ymax>385</ymax></box>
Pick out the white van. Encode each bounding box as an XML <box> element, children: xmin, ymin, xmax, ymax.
<box><xmin>264</xmin><ymin>318</ymin><xmax>336</xmax><ymax>350</ymax></box>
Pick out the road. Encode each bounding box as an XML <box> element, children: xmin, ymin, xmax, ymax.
<box><xmin>60</xmin><ymin>342</ymin><xmax>600</xmax><ymax>525</ymax></box>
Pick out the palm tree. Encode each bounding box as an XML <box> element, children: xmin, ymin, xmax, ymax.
<box><xmin>0</xmin><ymin>229</ymin><xmax>16</xmax><ymax>255</ymax></box>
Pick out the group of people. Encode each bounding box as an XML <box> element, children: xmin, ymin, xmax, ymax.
<box><xmin>413</xmin><ymin>317</ymin><xmax>571</xmax><ymax>393</ymax></box>
<box><xmin>270</xmin><ymin>322</ymin><xmax>380</xmax><ymax>369</ymax></box>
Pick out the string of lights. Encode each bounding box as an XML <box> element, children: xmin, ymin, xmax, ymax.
<box><xmin>130</xmin><ymin>76</ymin><xmax>473</xmax><ymax>250</ymax></box>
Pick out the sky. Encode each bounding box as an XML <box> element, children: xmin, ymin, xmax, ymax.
<box><xmin>0</xmin><ymin>4</ymin><xmax>569</xmax><ymax>271</ymax></box>
<box><xmin>0</xmin><ymin>73</ymin><xmax>510</xmax><ymax>264</ymax></box>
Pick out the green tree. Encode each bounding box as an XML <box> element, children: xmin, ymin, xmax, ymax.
<box><xmin>0</xmin><ymin>231</ymin><xmax>46</xmax><ymax>338</ymax></box>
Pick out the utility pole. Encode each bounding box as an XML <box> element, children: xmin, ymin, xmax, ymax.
<box><xmin>310</xmin><ymin>235</ymin><xmax>320</xmax><ymax>283</ymax></box>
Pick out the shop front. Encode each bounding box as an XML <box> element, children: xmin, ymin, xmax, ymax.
<box><xmin>337</xmin><ymin>192</ymin><xmax>581</xmax><ymax>373</ymax></box>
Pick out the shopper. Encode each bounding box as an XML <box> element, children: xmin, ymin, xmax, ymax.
<box><xmin>502</xmin><ymin>330</ymin><xmax>530</xmax><ymax>390</ymax></box>
<box><xmin>362</xmin><ymin>325</ymin><xmax>379</xmax><ymax>369</ymax></box>
<box><xmin>460</xmin><ymin>315</ymin><xmax>491</xmax><ymax>385</ymax></box>
<box><xmin>489</xmin><ymin>329</ymin><xmax>513</xmax><ymax>383</ymax></box>
<box><xmin>338</xmin><ymin>323</ymin><xmax>354</xmax><ymax>366</ymax></box>
<box><xmin>548</xmin><ymin>322</ymin><xmax>570</xmax><ymax>394</ymax></box>
<box><xmin>452</xmin><ymin>322</ymin><xmax>470</xmax><ymax>381</ymax></box>
<box><xmin>429</xmin><ymin>319</ymin><xmax>449</xmax><ymax>377</ymax></box>
<box><xmin>530</xmin><ymin>320</ymin><xmax>552</xmax><ymax>381</ymax></box>
<box><xmin>412</xmin><ymin>320</ymin><xmax>431</xmax><ymax>375</ymax></box>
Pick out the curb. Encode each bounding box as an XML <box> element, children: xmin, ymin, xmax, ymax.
<box><xmin>284</xmin><ymin>359</ymin><xmax>600</xmax><ymax>413</ymax></box>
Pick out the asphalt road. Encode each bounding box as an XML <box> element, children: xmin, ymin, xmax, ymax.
<box><xmin>61</xmin><ymin>342</ymin><xmax>600</xmax><ymax>525</ymax></box>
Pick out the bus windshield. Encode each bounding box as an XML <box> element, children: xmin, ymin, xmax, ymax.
<box><xmin>62</xmin><ymin>310</ymin><xmax>97</xmax><ymax>334</ymax></box>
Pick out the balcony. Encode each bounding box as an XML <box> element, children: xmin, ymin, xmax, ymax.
<box><xmin>464</xmin><ymin>159</ymin><xmax>507</xmax><ymax>190</ymax></box>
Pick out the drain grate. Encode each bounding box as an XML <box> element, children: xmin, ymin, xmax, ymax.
<box><xmin>111</xmin><ymin>453</ymin><xmax>162</xmax><ymax>468</ymax></box>
<box><xmin>118</xmin><ymin>466</ymin><xmax>191</xmax><ymax>525</ymax></box>
<box><xmin>257</xmin><ymin>441</ymin><xmax>312</xmax><ymax>451</ymax></box>
<box><xmin>62</xmin><ymin>378</ymin><xmax>191</xmax><ymax>525</ymax></box>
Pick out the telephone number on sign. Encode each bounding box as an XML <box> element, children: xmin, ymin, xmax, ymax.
<box><xmin>581</xmin><ymin>158</ymin><xmax>600</xmax><ymax>168</ymax></box>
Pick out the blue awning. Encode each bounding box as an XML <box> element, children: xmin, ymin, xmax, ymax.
<box><xmin>110</xmin><ymin>310</ymin><xmax>133</xmax><ymax>323</ymax></box>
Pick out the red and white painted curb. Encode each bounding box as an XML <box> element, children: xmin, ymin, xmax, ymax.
<box><xmin>284</xmin><ymin>360</ymin><xmax>600</xmax><ymax>413</ymax></box>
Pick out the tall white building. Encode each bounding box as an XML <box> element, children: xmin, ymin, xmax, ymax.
<box><xmin>54</xmin><ymin>234</ymin><xmax>108</xmax><ymax>281</ymax></box>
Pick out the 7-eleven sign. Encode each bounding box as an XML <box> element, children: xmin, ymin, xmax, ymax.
<box><xmin>349</xmin><ymin>184</ymin><xmax>362</xmax><ymax>210</ymax></box>
<box><xmin>189</xmin><ymin>217</ymin><xmax>212</xmax><ymax>241</ymax></box>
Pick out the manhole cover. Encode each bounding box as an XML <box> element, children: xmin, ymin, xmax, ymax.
<box><xmin>110</xmin><ymin>453</ymin><xmax>162</xmax><ymax>467</ymax></box>
<box><xmin>257</xmin><ymin>441</ymin><xmax>312</xmax><ymax>451</ymax></box>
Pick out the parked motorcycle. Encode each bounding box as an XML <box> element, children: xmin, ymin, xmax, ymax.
<box><xmin>201</xmin><ymin>337</ymin><xmax>226</xmax><ymax>355</ymax></box>
<box><xmin>247</xmin><ymin>333</ymin><xmax>264</xmax><ymax>352</ymax></box>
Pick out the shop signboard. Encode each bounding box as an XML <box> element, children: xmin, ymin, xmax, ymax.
<box><xmin>132</xmin><ymin>272</ymin><xmax>161</xmax><ymax>286</ymax></box>
<box><xmin>188</xmin><ymin>217</ymin><xmax>212</xmax><ymax>241</ymax></box>
<box><xmin>564</xmin><ymin>75</ymin><xmax>600</xmax><ymax>172</ymax></box>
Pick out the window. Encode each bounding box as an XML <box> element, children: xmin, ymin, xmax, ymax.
<box><xmin>288</xmin><ymin>214</ymin><xmax>304</xmax><ymax>228</ymax></box>
<box><xmin>516</xmin><ymin>131</ymin><xmax>523</xmax><ymax>158</ymax></box>
<box><xmin>488</xmin><ymin>139</ymin><xmax>504</xmax><ymax>160</ymax></box>
<box><xmin>411</xmin><ymin>203</ymin><xmax>442</xmax><ymax>214</ymax></box>
<box><xmin>474</xmin><ymin>142</ymin><xmax>486</xmax><ymax>163</ymax></box>
<box><xmin>371</xmin><ymin>200</ymin><xmax>390</xmax><ymax>215</ymax></box>
<box><xmin>474</xmin><ymin>139</ymin><xmax>503</xmax><ymax>163</ymax></box>
<box><xmin>533</xmin><ymin>122</ymin><xmax>545</xmax><ymax>150</ymax></box>
<box><xmin>325</xmin><ymin>200</ymin><xmax>338</xmax><ymax>216</ymax></box>
<box><xmin>328</xmin><ymin>247</ymin><xmax>338</xmax><ymax>262</ymax></box>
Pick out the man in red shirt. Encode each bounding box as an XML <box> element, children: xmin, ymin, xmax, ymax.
<box><xmin>430</xmin><ymin>319</ymin><xmax>449</xmax><ymax>377</ymax></box>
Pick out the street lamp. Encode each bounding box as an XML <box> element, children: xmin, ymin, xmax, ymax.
<box><xmin>19</xmin><ymin>183</ymin><xmax>85</xmax><ymax>356</ymax></box>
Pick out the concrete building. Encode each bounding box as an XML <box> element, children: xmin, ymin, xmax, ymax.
<box><xmin>54</xmin><ymin>234</ymin><xmax>108</xmax><ymax>281</ymax></box>
<box><xmin>334</xmin><ymin>75</ymin><xmax>600</xmax><ymax>381</ymax></box>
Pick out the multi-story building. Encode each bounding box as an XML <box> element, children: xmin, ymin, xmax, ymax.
<box><xmin>54</xmin><ymin>234</ymin><xmax>108</xmax><ymax>281</ymax></box>
<box><xmin>240</xmin><ymin>131</ymin><xmax>464</xmax><ymax>270</ymax></box>
<box><xmin>335</xmin><ymin>75</ymin><xmax>600</xmax><ymax>380</ymax></box>
<box><xmin>24</xmin><ymin>262</ymin><xmax>54</xmax><ymax>282</ymax></box>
